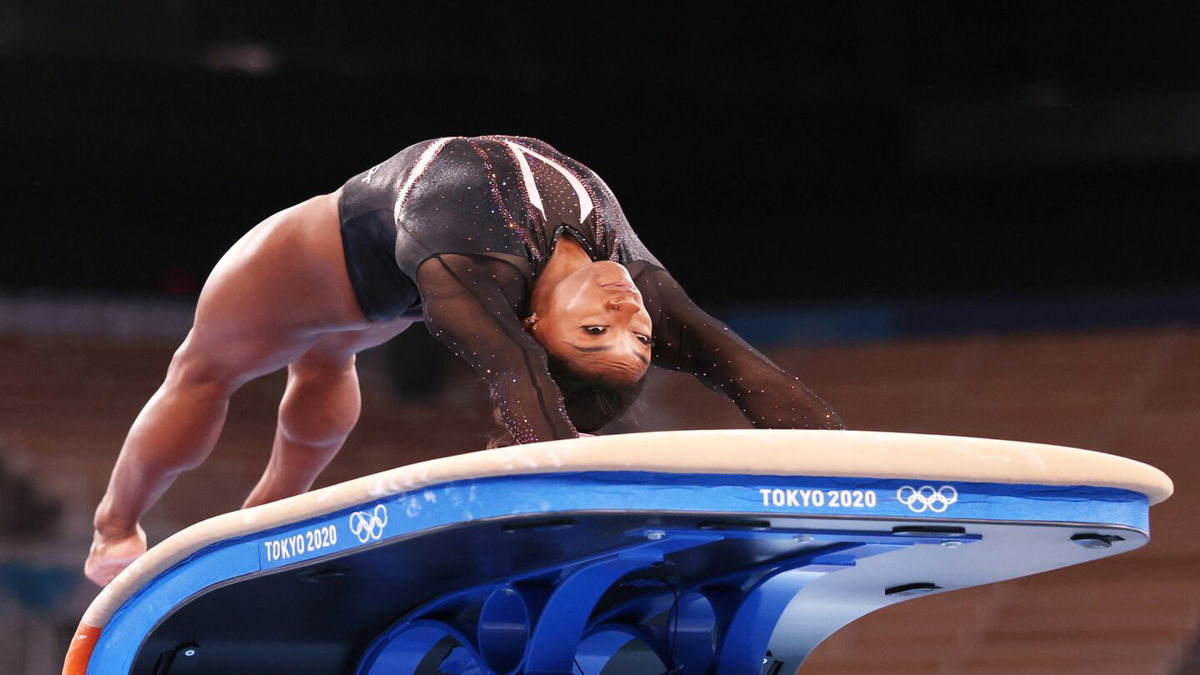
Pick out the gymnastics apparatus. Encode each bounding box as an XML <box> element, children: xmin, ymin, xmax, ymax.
<box><xmin>64</xmin><ymin>429</ymin><xmax>1171</xmax><ymax>674</ymax></box>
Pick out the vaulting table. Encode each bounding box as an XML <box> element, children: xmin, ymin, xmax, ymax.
<box><xmin>63</xmin><ymin>430</ymin><xmax>1173</xmax><ymax>674</ymax></box>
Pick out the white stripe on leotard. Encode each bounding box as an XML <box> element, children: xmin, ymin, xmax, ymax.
<box><xmin>502</xmin><ymin>140</ymin><xmax>594</xmax><ymax>224</ymax></box>
<box><xmin>393</xmin><ymin>137</ymin><xmax>453</xmax><ymax>223</ymax></box>
<box><xmin>504</xmin><ymin>140</ymin><xmax>546</xmax><ymax>220</ymax></box>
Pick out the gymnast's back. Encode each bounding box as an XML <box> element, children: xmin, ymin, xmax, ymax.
<box><xmin>338</xmin><ymin>135</ymin><xmax>662</xmax><ymax>307</ymax></box>
<box><xmin>337</xmin><ymin>135</ymin><xmax>842</xmax><ymax>443</ymax></box>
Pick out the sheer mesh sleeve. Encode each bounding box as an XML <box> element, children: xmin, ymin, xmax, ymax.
<box><xmin>416</xmin><ymin>254</ymin><xmax>579</xmax><ymax>443</ymax></box>
<box><xmin>631</xmin><ymin>264</ymin><xmax>846</xmax><ymax>430</ymax></box>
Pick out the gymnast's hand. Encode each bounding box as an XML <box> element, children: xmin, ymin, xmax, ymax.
<box><xmin>84</xmin><ymin>524</ymin><xmax>147</xmax><ymax>587</ymax></box>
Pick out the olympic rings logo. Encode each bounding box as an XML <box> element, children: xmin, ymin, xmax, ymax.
<box><xmin>895</xmin><ymin>485</ymin><xmax>958</xmax><ymax>513</ymax></box>
<box><xmin>349</xmin><ymin>504</ymin><xmax>389</xmax><ymax>543</ymax></box>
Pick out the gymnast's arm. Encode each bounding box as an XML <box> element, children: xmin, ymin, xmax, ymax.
<box><xmin>416</xmin><ymin>254</ymin><xmax>579</xmax><ymax>443</ymax></box>
<box><xmin>632</xmin><ymin>264</ymin><xmax>845</xmax><ymax>430</ymax></box>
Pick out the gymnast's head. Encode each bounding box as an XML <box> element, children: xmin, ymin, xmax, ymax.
<box><xmin>527</xmin><ymin>259</ymin><xmax>652</xmax><ymax>431</ymax></box>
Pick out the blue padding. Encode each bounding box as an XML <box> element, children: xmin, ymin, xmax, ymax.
<box><xmin>88</xmin><ymin>470</ymin><xmax>1149</xmax><ymax>672</ymax></box>
<box><xmin>245</xmin><ymin>474</ymin><xmax>1144</xmax><ymax>575</ymax></box>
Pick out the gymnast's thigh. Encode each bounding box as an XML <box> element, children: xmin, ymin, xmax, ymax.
<box><xmin>199</xmin><ymin>191</ymin><xmax>368</xmax><ymax>333</ymax></box>
<box><xmin>178</xmin><ymin>193</ymin><xmax>370</xmax><ymax>383</ymax></box>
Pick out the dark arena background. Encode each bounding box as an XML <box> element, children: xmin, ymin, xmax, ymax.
<box><xmin>2</xmin><ymin>2</ymin><xmax>1199</xmax><ymax>673</ymax></box>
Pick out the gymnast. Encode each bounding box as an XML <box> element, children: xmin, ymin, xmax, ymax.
<box><xmin>85</xmin><ymin>135</ymin><xmax>844</xmax><ymax>586</ymax></box>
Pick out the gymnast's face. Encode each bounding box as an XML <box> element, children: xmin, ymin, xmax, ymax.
<box><xmin>531</xmin><ymin>261</ymin><xmax>653</xmax><ymax>384</ymax></box>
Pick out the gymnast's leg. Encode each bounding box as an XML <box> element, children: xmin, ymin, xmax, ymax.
<box><xmin>85</xmin><ymin>330</ymin><xmax>307</xmax><ymax>586</ymax></box>
<box><xmin>243</xmin><ymin>319</ymin><xmax>413</xmax><ymax>508</ymax></box>
<box><xmin>86</xmin><ymin>191</ymin><xmax>366</xmax><ymax>586</ymax></box>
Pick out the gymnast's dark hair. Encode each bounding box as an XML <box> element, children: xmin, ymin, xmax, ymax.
<box><xmin>544</xmin><ymin>354</ymin><xmax>645</xmax><ymax>433</ymax></box>
<box><xmin>488</xmin><ymin>354</ymin><xmax>645</xmax><ymax>447</ymax></box>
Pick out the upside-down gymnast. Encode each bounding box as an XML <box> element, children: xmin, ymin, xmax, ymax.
<box><xmin>85</xmin><ymin>135</ymin><xmax>845</xmax><ymax>586</ymax></box>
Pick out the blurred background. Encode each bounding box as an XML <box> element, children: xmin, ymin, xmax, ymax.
<box><xmin>1</xmin><ymin>1</ymin><xmax>1197</xmax><ymax>672</ymax></box>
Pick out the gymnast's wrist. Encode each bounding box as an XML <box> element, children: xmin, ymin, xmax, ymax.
<box><xmin>93</xmin><ymin>505</ymin><xmax>140</xmax><ymax>541</ymax></box>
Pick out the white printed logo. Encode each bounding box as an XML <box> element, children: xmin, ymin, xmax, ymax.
<box><xmin>349</xmin><ymin>504</ymin><xmax>389</xmax><ymax>543</ymax></box>
<box><xmin>896</xmin><ymin>485</ymin><xmax>958</xmax><ymax>513</ymax></box>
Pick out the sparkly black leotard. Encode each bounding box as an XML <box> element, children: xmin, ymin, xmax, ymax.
<box><xmin>338</xmin><ymin>135</ymin><xmax>842</xmax><ymax>443</ymax></box>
